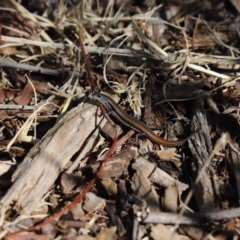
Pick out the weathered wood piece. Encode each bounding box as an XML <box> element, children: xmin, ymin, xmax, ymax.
<box><xmin>105</xmin><ymin>204</ymin><xmax>127</xmax><ymax>237</ymax></box>
<box><xmin>88</xmin><ymin>149</ymin><xmax>136</xmax><ymax>179</ymax></box>
<box><xmin>132</xmin><ymin>157</ymin><xmax>189</xmax><ymax>194</ymax></box>
<box><xmin>189</xmin><ymin>106</ymin><xmax>218</xmax><ymax>212</ymax></box>
<box><xmin>0</xmin><ymin>102</ymin><xmax>102</xmax><ymax>214</ymax></box>
<box><xmin>132</xmin><ymin>168</ymin><xmax>160</xmax><ymax>212</ymax></box>
<box><xmin>82</xmin><ymin>192</ymin><xmax>106</xmax><ymax>213</ymax></box>
<box><xmin>229</xmin><ymin>142</ymin><xmax>240</xmax><ymax>204</ymax></box>
<box><xmin>162</xmin><ymin>185</ymin><xmax>178</xmax><ymax>213</ymax></box>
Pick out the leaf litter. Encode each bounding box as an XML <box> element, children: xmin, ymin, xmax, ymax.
<box><xmin>1</xmin><ymin>0</ymin><xmax>240</xmax><ymax>239</ymax></box>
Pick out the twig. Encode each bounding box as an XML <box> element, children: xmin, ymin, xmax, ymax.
<box><xmin>0</xmin><ymin>59</ymin><xmax>82</xmax><ymax>77</ymax></box>
<box><xmin>140</xmin><ymin>207</ymin><xmax>240</xmax><ymax>224</ymax></box>
<box><xmin>78</xmin><ymin>29</ymin><xmax>98</xmax><ymax>91</ymax></box>
<box><xmin>0</xmin><ymin>104</ymin><xmax>35</xmax><ymax>110</ymax></box>
<box><xmin>1</xmin><ymin>36</ymin><xmax>240</xmax><ymax>65</ymax></box>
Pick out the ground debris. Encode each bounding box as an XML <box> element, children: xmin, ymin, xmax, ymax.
<box><xmin>1</xmin><ymin>0</ymin><xmax>240</xmax><ymax>239</ymax></box>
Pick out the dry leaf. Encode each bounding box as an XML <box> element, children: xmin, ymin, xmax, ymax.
<box><xmin>155</xmin><ymin>148</ymin><xmax>180</xmax><ymax>161</ymax></box>
<box><xmin>0</xmin><ymin>88</ymin><xmax>17</xmax><ymax>103</ymax></box>
<box><xmin>0</xmin><ymin>82</ymin><xmax>33</xmax><ymax>120</ymax></box>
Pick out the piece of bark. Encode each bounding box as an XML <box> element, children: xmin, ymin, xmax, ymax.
<box><xmin>132</xmin><ymin>157</ymin><xmax>188</xmax><ymax>194</ymax></box>
<box><xmin>162</xmin><ymin>184</ymin><xmax>178</xmax><ymax>213</ymax></box>
<box><xmin>96</xmin><ymin>226</ymin><xmax>117</xmax><ymax>240</ymax></box>
<box><xmin>228</xmin><ymin>142</ymin><xmax>240</xmax><ymax>205</ymax></box>
<box><xmin>88</xmin><ymin>149</ymin><xmax>136</xmax><ymax>179</ymax></box>
<box><xmin>117</xmin><ymin>180</ymin><xmax>129</xmax><ymax>212</ymax></box>
<box><xmin>0</xmin><ymin>162</ymin><xmax>12</xmax><ymax>176</ymax></box>
<box><xmin>100</xmin><ymin>178</ymin><xmax>118</xmax><ymax>197</ymax></box>
<box><xmin>229</xmin><ymin>0</ymin><xmax>240</xmax><ymax>13</ymax></box>
<box><xmin>1</xmin><ymin>102</ymin><xmax>102</xmax><ymax>214</ymax></box>
<box><xmin>181</xmin><ymin>225</ymin><xmax>204</xmax><ymax>240</ymax></box>
<box><xmin>101</xmin><ymin>121</ymin><xmax>118</xmax><ymax>140</ymax></box>
<box><xmin>132</xmin><ymin>168</ymin><xmax>160</xmax><ymax>212</ymax></box>
<box><xmin>150</xmin><ymin>224</ymin><xmax>180</xmax><ymax>240</ymax></box>
<box><xmin>82</xmin><ymin>192</ymin><xmax>106</xmax><ymax>214</ymax></box>
<box><xmin>188</xmin><ymin>104</ymin><xmax>218</xmax><ymax>212</ymax></box>
<box><xmin>60</xmin><ymin>172</ymin><xmax>84</xmax><ymax>194</ymax></box>
<box><xmin>143</xmin><ymin>72</ymin><xmax>156</xmax><ymax>125</ymax></box>
<box><xmin>8</xmin><ymin>146</ymin><xmax>25</xmax><ymax>158</ymax></box>
<box><xmin>61</xmin><ymin>228</ymin><xmax>78</xmax><ymax>240</ymax></box>
<box><xmin>71</xmin><ymin>201</ymin><xmax>85</xmax><ymax>220</ymax></box>
<box><xmin>155</xmin><ymin>148</ymin><xmax>181</xmax><ymax>161</ymax></box>
<box><xmin>105</xmin><ymin>204</ymin><xmax>127</xmax><ymax>237</ymax></box>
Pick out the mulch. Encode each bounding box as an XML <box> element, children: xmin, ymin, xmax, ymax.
<box><xmin>0</xmin><ymin>0</ymin><xmax>240</xmax><ymax>239</ymax></box>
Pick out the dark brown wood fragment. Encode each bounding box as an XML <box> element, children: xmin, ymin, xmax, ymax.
<box><xmin>228</xmin><ymin>142</ymin><xmax>240</xmax><ymax>204</ymax></box>
<box><xmin>132</xmin><ymin>168</ymin><xmax>160</xmax><ymax>212</ymax></box>
<box><xmin>188</xmin><ymin>105</ymin><xmax>219</xmax><ymax>212</ymax></box>
<box><xmin>82</xmin><ymin>192</ymin><xmax>105</xmax><ymax>213</ymax></box>
<box><xmin>88</xmin><ymin>149</ymin><xmax>136</xmax><ymax>179</ymax></box>
<box><xmin>105</xmin><ymin>204</ymin><xmax>127</xmax><ymax>237</ymax></box>
<box><xmin>162</xmin><ymin>185</ymin><xmax>178</xmax><ymax>213</ymax></box>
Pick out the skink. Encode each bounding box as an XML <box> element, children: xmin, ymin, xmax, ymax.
<box><xmin>93</xmin><ymin>93</ymin><xmax>197</xmax><ymax>147</ymax></box>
